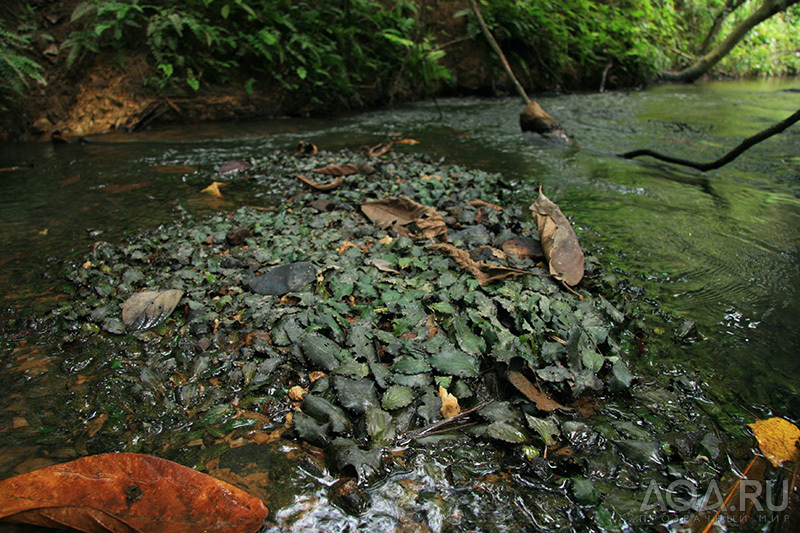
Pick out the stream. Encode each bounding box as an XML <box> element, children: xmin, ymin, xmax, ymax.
<box><xmin>1</xmin><ymin>79</ymin><xmax>799</xmax><ymax>530</ymax></box>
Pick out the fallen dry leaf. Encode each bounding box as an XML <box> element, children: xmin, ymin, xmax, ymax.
<box><xmin>439</xmin><ymin>386</ymin><xmax>461</xmax><ymax>419</ymax></box>
<box><xmin>310</xmin><ymin>163</ymin><xmax>360</xmax><ymax>176</ymax></box>
<box><xmin>748</xmin><ymin>417</ymin><xmax>800</xmax><ymax>467</ymax></box>
<box><xmin>394</xmin><ymin>138</ymin><xmax>419</xmax><ymax>145</ymax></box>
<box><xmin>201</xmin><ymin>181</ymin><xmax>227</xmax><ymax>197</ymax></box>
<box><xmin>427</xmin><ymin>243</ymin><xmax>529</xmax><ymax>286</ymax></box>
<box><xmin>294</xmin><ymin>141</ymin><xmax>318</xmax><ymax>157</ymax></box>
<box><xmin>297</xmin><ymin>174</ymin><xmax>343</xmax><ymax>191</ymax></box>
<box><xmin>361</xmin><ymin>197</ymin><xmax>446</xmax><ymax>241</ymax></box>
<box><xmin>530</xmin><ymin>188</ymin><xmax>584</xmax><ymax>286</ymax></box>
<box><xmin>507</xmin><ymin>371</ymin><xmax>572</xmax><ymax>412</ymax></box>
<box><xmin>467</xmin><ymin>199</ymin><xmax>503</xmax><ymax>211</ymax></box>
<box><xmin>288</xmin><ymin>386</ymin><xmax>308</xmax><ymax>402</ymax></box>
<box><xmin>501</xmin><ymin>237</ymin><xmax>544</xmax><ymax>260</ymax></box>
<box><xmin>367</xmin><ymin>142</ymin><xmax>393</xmax><ymax>158</ymax></box>
<box><xmin>0</xmin><ymin>453</ymin><xmax>268</xmax><ymax>533</ymax></box>
<box><xmin>121</xmin><ymin>290</ymin><xmax>183</xmax><ymax>331</ymax></box>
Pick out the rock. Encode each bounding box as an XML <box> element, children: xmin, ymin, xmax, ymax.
<box><xmin>247</xmin><ymin>261</ymin><xmax>316</xmax><ymax>296</ymax></box>
<box><xmin>31</xmin><ymin>116</ymin><xmax>54</xmax><ymax>135</ymax></box>
<box><xmin>519</xmin><ymin>101</ymin><xmax>562</xmax><ymax>134</ymax></box>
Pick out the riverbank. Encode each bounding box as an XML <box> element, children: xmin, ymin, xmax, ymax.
<box><xmin>6</xmin><ymin>0</ymin><xmax>798</xmax><ymax>142</ymax></box>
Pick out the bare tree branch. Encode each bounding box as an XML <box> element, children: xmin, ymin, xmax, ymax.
<box><xmin>620</xmin><ymin>108</ymin><xmax>800</xmax><ymax>171</ymax></box>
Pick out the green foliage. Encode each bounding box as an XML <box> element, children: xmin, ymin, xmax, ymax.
<box><xmin>476</xmin><ymin>0</ymin><xmax>677</xmax><ymax>86</ymax></box>
<box><xmin>0</xmin><ymin>25</ymin><xmax>45</xmax><ymax>112</ymax></box>
<box><xmin>62</xmin><ymin>0</ymin><xmax>451</xmax><ymax>103</ymax></box>
<box><xmin>718</xmin><ymin>1</ymin><xmax>800</xmax><ymax>76</ymax></box>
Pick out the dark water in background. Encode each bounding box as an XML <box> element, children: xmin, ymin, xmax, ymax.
<box><xmin>1</xmin><ymin>78</ymin><xmax>798</xmax><ymax>411</ymax></box>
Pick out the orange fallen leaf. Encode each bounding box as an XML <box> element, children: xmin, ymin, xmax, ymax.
<box><xmin>201</xmin><ymin>181</ymin><xmax>227</xmax><ymax>197</ymax></box>
<box><xmin>507</xmin><ymin>371</ymin><xmax>572</xmax><ymax>413</ymax></box>
<box><xmin>0</xmin><ymin>452</ymin><xmax>268</xmax><ymax>533</ymax></box>
<box><xmin>467</xmin><ymin>199</ymin><xmax>503</xmax><ymax>211</ymax></box>
<box><xmin>367</xmin><ymin>142</ymin><xmax>393</xmax><ymax>157</ymax></box>
<box><xmin>394</xmin><ymin>138</ymin><xmax>419</xmax><ymax>145</ymax></box>
<box><xmin>439</xmin><ymin>386</ymin><xmax>461</xmax><ymax>419</ymax></box>
<box><xmin>748</xmin><ymin>417</ymin><xmax>800</xmax><ymax>467</ymax></box>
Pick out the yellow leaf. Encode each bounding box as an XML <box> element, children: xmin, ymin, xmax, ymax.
<box><xmin>201</xmin><ymin>181</ymin><xmax>226</xmax><ymax>197</ymax></box>
<box><xmin>439</xmin><ymin>386</ymin><xmax>460</xmax><ymax>419</ymax></box>
<box><xmin>748</xmin><ymin>417</ymin><xmax>800</xmax><ymax>467</ymax></box>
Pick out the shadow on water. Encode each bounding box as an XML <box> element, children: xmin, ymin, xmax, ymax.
<box><xmin>0</xmin><ymin>79</ymin><xmax>799</xmax><ymax>530</ymax></box>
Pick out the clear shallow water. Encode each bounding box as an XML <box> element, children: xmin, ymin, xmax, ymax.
<box><xmin>1</xmin><ymin>79</ymin><xmax>798</xmax><ymax>408</ymax></box>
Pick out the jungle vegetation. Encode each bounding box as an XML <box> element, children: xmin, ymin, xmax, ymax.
<box><xmin>1</xmin><ymin>0</ymin><xmax>799</xmax><ymax>115</ymax></box>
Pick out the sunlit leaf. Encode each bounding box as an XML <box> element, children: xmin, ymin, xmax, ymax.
<box><xmin>748</xmin><ymin>417</ymin><xmax>800</xmax><ymax>467</ymax></box>
<box><xmin>439</xmin><ymin>386</ymin><xmax>461</xmax><ymax>419</ymax></box>
<box><xmin>200</xmin><ymin>181</ymin><xmax>226</xmax><ymax>197</ymax></box>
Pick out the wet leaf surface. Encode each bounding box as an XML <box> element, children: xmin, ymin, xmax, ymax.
<box><xmin>247</xmin><ymin>262</ymin><xmax>316</xmax><ymax>296</ymax></box>
<box><xmin>121</xmin><ymin>289</ymin><xmax>183</xmax><ymax>331</ymax></box>
<box><xmin>748</xmin><ymin>417</ymin><xmax>800</xmax><ymax>467</ymax></box>
<box><xmin>0</xmin><ymin>453</ymin><xmax>267</xmax><ymax>533</ymax></box>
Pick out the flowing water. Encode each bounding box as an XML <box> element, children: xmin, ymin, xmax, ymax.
<box><xmin>1</xmin><ymin>79</ymin><xmax>799</xmax><ymax>529</ymax></box>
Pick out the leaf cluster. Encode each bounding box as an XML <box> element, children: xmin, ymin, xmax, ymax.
<box><xmin>0</xmin><ymin>25</ymin><xmax>45</xmax><ymax>113</ymax></box>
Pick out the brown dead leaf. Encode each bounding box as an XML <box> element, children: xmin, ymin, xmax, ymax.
<box><xmin>288</xmin><ymin>386</ymin><xmax>308</xmax><ymax>402</ymax></box>
<box><xmin>501</xmin><ymin>237</ymin><xmax>544</xmax><ymax>260</ymax></box>
<box><xmin>367</xmin><ymin>142</ymin><xmax>393</xmax><ymax>158</ymax></box>
<box><xmin>361</xmin><ymin>197</ymin><xmax>447</xmax><ymax>241</ymax></box>
<box><xmin>121</xmin><ymin>289</ymin><xmax>184</xmax><ymax>331</ymax></box>
<box><xmin>530</xmin><ymin>188</ymin><xmax>584</xmax><ymax>286</ymax></box>
<box><xmin>201</xmin><ymin>181</ymin><xmax>226</xmax><ymax>197</ymax></box>
<box><xmin>294</xmin><ymin>141</ymin><xmax>318</xmax><ymax>157</ymax></box>
<box><xmin>394</xmin><ymin>138</ymin><xmax>419</xmax><ymax>145</ymax></box>
<box><xmin>507</xmin><ymin>371</ymin><xmax>572</xmax><ymax>413</ymax></box>
<box><xmin>311</xmin><ymin>163</ymin><xmax>360</xmax><ymax>176</ymax></box>
<box><xmin>0</xmin><ymin>453</ymin><xmax>268</xmax><ymax>533</ymax></box>
<box><xmin>297</xmin><ymin>174</ymin><xmax>343</xmax><ymax>191</ymax></box>
<box><xmin>153</xmin><ymin>165</ymin><xmax>196</xmax><ymax>174</ymax></box>
<box><xmin>427</xmin><ymin>243</ymin><xmax>529</xmax><ymax>286</ymax></box>
<box><xmin>748</xmin><ymin>417</ymin><xmax>800</xmax><ymax>467</ymax></box>
<box><xmin>467</xmin><ymin>199</ymin><xmax>503</xmax><ymax>211</ymax></box>
<box><xmin>439</xmin><ymin>386</ymin><xmax>461</xmax><ymax>419</ymax></box>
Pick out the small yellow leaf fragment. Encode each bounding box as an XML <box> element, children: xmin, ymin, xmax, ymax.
<box><xmin>748</xmin><ymin>417</ymin><xmax>800</xmax><ymax>467</ymax></box>
<box><xmin>378</xmin><ymin>235</ymin><xmax>393</xmax><ymax>245</ymax></box>
<box><xmin>439</xmin><ymin>386</ymin><xmax>461</xmax><ymax>419</ymax></box>
<box><xmin>288</xmin><ymin>385</ymin><xmax>308</xmax><ymax>402</ymax></box>
<box><xmin>201</xmin><ymin>181</ymin><xmax>227</xmax><ymax>197</ymax></box>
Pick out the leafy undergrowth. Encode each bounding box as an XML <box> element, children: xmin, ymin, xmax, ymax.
<box><xmin>20</xmin><ymin>148</ymin><xmax>763</xmax><ymax>529</ymax></box>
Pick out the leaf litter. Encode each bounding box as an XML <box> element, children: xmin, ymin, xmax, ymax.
<box><xmin>7</xmin><ymin>147</ymin><xmax>750</xmax><ymax>531</ymax></box>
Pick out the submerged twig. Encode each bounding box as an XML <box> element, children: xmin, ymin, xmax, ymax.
<box><xmin>398</xmin><ymin>398</ymin><xmax>494</xmax><ymax>445</ymax></box>
<box><xmin>621</xmin><ymin>107</ymin><xmax>800</xmax><ymax>171</ymax></box>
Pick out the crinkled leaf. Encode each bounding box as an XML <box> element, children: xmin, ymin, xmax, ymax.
<box><xmin>391</xmin><ymin>356</ymin><xmax>431</xmax><ymax>375</ymax></box>
<box><xmin>485</xmin><ymin>420</ymin><xmax>531</xmax><ymax>443</ymax></box>
<box><xmin>748</xmin><ymin>417</ymin><xmax>800</xmax><ymax>467</ymax></box>
<box><xmin>525</xmin><ymin>414</ymin><xmax>560</xmax><ymax>446</ymax></box>
<box><xmin>381</xmin><ymin>385</ymin><xmax>415</xmax><ymax>410</ymax></box>
<box><xmin>427</xmin><ymin>243</ymin><xmax>528</xmax><ymax>286</ymax></box>
<box><xmin>0</xmin><ymin>453</ymin><xmax>268</xmax><ymax>533</ymax></box>
<box><xmin>428</xmin><ymin>348</ymin><xmax>479</xmax><ymax>378</ymax></box>
<box><xmin>366</xmin><ymin>407</ymin><xmax>395</xmax><ymax>442</ymax></box>
<box><xmin>438</xmin><ymin>386</ymin><xmax>460</xmax><ymax>419</ymax></box>
<box><xmin>530</xmin><ymin>188</ymin><xmax>584</xmax><ymax>286</ymax></box>
<box><xmin>334</xmin><ymin>377</ymin><xmax>379</xmax><ymax>414</ymax></box>
<box><xmin>311</xmin><ymin>163</ymin><xmax>360</xmax><ymax>176</ymax></box>
<box><xmin>361</xmin><ymin>197</ymin><xmax>446</xmax><ymax>241</ymax></box>
<box><xmin>121</xmin><ymin>289</ymin><xmax>184</xmax><ymax>331</ymax></box>
<box><xmin>453</xmin><ymin>315</ymin><xmax>486</xmax><ymax>355</ymax></box>
<box><xmin>292</xmin><ymin>410</ymin><xmax>331</xmax><ymax>446</ymax></box>
<box><xmin>302</xmin><ymin>394</ymin><xmax>351</xmax><ymax>434</ymax></box>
